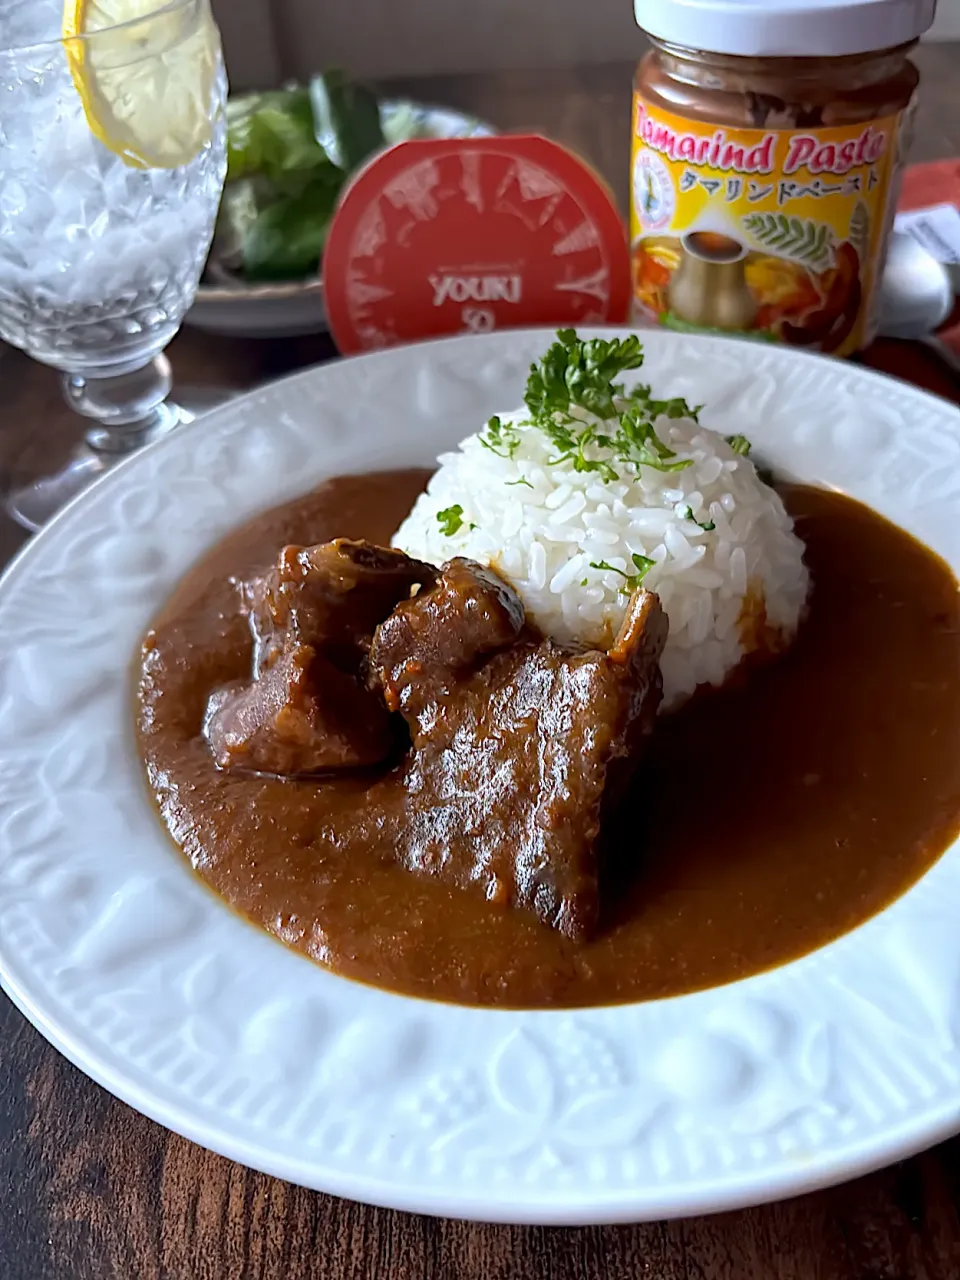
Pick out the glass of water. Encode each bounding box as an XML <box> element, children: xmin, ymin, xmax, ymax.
<box><xmin>0</xmin><ymin>0</ymin><xmax>228</xmax><ymax>530</ymax></box>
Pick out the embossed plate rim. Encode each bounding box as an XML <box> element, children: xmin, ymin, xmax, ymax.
<box><xmin>2</xmin><ymin>328</ymin><xmax>960</xmax><ymax>1224</ymax></box>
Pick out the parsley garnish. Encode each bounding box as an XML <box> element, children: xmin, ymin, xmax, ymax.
<box><xmin>726</xmin><ymin>434</ymin><xmax>751</xmax><ymax>456</ymax></box>
<box><xmin>480</xmin><ymin>414</ymin><xmax>521</xmax><ymax>458</ymax></box>
<box><xmin>481</xmin><ymin>330</ymin><xmax>699</xmax><ymax>481</ymax></box>
<box><xmin>436</xmin><ymin>504</ymin><xmax>465</xmax><ymax>536</ymax></box>
<box><xmin>505</xmin><ymin>476</ymin><xmax>533</xmax><ymax>489</ymax></box>
<box><xmin>629</xmin><ymin>383</ymin><xmax>704</xmax><ymax>423</ymax></box>
<box><xmin>614</xmin><ymin>403</ymin><xmax>695</xmax><ymax>474</ymax></box>
<box><xmin>589</xmin><ymin>553</ymin><xmax>656</xmax><ymax>593</ymax></box>
<box><xmin>681</xmin><ymin>504</ymin><xmax>716</xmax><ymax>532</ymax></box>
<box><xmin>524</xmin><ymin>328</ymin><xmax>646</xmax><ymax>423</ymax></box>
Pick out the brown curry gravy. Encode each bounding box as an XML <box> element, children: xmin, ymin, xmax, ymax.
<box><xmin>136</xmin><ymin>469</ymin><xmax>960</xmax><ymax>1008</ymax></box>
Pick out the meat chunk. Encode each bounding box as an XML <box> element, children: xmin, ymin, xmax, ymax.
<box><xmin>206</xmin><ymin>539</ymin><xmax>436</xmax><ymax>775</ymax></box>
<box><xmin>245</xmin><ymin>539</ymin><xmax>437</xmax><ymax>676</ymax></box>
<box><xmin>372</xmin><ymin>557</ymin><xmax>524</xmax><ymax>717</ymax></box>
<box><xmin>369</xmin><ymin>567</ymin><xmax>667</xmax><ymax>940</ymax></box>
<box><xmin>205</xmin><ymin>644</ymin><xmax>399</xmax><ymax>774</ymax></box>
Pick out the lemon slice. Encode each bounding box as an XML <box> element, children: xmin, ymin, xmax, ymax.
<box><xmin>64</xmin><ymin>0</ymin><xmax>222</xmax><ymax>169</ymax></box>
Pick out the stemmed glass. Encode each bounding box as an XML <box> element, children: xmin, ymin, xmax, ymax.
<box><xmin>0</xmin><ymin>0</ymin><xmax>228</xmax><ymax>530</ymax></box>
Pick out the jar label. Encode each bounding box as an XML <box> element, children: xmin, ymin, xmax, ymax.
<box><xmin>629</xmin><ymin>93</ymin><xmax>908</xmax><ymax>355</ymax></box>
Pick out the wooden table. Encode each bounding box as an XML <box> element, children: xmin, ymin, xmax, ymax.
<box><xmin>3</xmin><ymin>50</ymin><xmax>960</xmax><ymax>1280</ymax></box>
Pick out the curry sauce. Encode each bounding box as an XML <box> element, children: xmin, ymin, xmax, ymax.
<box><xmin>136</xmin><ymin>470</ymin><xmax>960</xmax><ymax>1008</ymax></box>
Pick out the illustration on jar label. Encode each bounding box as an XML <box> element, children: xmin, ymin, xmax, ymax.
<box><xmin>633</xmin><ymin>152</ymin><xmax>676</xmax><ymax>231</ymax></box>
<box><xmin>629</xmin><ymin>97</ymin><xmax>908</xmax><ymax>356</ymax></box>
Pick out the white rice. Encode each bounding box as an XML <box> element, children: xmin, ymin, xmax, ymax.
<box><xmin>393</xmin><ymin>408</ymin><xmax>809</xmax><ymax>710</ymax></box>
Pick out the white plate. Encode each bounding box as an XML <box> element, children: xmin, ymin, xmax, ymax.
<box><xmin>2</xmin><ymin>329</ymin><xmax>960</xmax><ymax>1224</ymax></box>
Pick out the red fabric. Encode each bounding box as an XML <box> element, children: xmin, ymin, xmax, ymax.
<box><xmin>898</xmin><ymin>159</ymin><xmax>960</xmax><ymax>213</ymax></box>
<box><xmin>859</xmin><ymin>160</ymin><xmax>960</xmax><ymax>402</ymax></box>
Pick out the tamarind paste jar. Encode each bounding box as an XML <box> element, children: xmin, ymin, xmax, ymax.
<box><xmin>630</xmin><ymin>0</ymin><xmax>936</xmax><ymax>355</ymax></box>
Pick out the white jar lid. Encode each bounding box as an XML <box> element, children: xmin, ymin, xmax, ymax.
<box><xmin>634</xmin><ymin>0</ymin><xmax>937</xmax><ymax>58</ymax></box>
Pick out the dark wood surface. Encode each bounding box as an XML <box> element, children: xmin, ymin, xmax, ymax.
<box><xmin>3</xmin><ymin>49</ymin><xmax>960</xmax><ymax>1280</ymax></box>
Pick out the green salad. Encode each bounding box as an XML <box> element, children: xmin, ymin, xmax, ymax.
<box><xmin>215</xmin><ymin>70</ymin><xmax>481</xmax><ymax>282</ymax></box>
